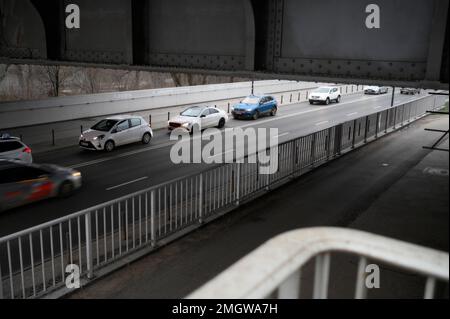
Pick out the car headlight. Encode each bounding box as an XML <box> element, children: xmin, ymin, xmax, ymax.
<box><xmin>72</xmin><ymin>171</ymin><xmax>81</xmax><ymax>178</ymax></box>
<box><xmin>246</xmin><ymin>109</ymin><xmax>253</xmax><ymax>112</ymax></box>
<box><xmin>181</xmin><ymin>123</ymin><xmax>191</xmax><ymax>128</ymax></box>
<box><xmin>93</xmin><ymin>135</ymin><xmax>105</xmax><ymax>140</ymax></box>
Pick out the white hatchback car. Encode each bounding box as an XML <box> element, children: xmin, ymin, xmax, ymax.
<box><xmin>0</xmin><ymin>134</ymin><xmax>33</xmax><ymax>163</ymax></box>
<box><xmin>168</xmin><ymin>106</ymin><xmax>228</xmax><ymax>133</ymax></box>
<box><xmin>79</xmin><ymin>115</ymin><xmax>153</xmax><ymax>152</ymax></box>
<box><xmin>309</xmin><ymin>86</ymin><xmax>341</xmax><ymax>105</ymax></box>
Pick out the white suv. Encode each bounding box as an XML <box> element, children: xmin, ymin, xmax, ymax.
<box><xmin>0</xmin><ymin>134</ymin><xmax>33</xmax><ymax>163</ymax></box>
<box><xmin>79</xmin><ymin>115</ymin><xmax>153</xmax><ymax>152</ymax></box>
<box><xmin>309</xmin><ymin>87</ymin><xmax>341</xmax><ymax>105</ymax></box>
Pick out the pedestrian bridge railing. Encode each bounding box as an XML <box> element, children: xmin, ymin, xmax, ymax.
<box><xmin>0</xmin><ymin>94</ymin><xmax>442</xmax><ymax>299</ymax></box>
<box><xmin>188</xmin><ymin>227</ymin><xmax>449</xmax><ymax>299</ymax></box>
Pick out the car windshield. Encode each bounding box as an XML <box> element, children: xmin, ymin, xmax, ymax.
<box><xmin>91</xmin><ymin>119</ymin><xmax>119</xmax><ymax>132</ymax></box>
<box><xmin>313</xmin><ymin>88</ymin><xmax>331</xmax><ymax>93</ymax></box>
<box><xmin>241</xmin><ymin>96</ymin><xmax>260</xmax><ymax>104</ymax></box>
<box><xmin>181</xmin><ymin>107</ymin><xmax>203</xmax><ymax>117</ymax></box>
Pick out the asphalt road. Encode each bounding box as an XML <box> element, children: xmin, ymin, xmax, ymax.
<box><xmin>0</xmin><ymin>91</ymin><xmax>439</xmax><ymax>236</ymax></box>
<box><xmin>69</xmin><ymin>113</ymin><xmax>449</xmax><ymax>299</ymax></box>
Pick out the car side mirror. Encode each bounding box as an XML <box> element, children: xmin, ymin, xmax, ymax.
<box><xmin>200</xmin><ymin>114</ymin><xmax>206</xmax><ymax>118</ymax></box>
<box><xmin>111</xmin><ymin>128</ymin><xmax>118</xmax><ymax>133</ymax></box>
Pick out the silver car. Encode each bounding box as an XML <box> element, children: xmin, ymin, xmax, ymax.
<box><xmin>0</xmin><ymin>134</ymin><xmax>33</xmax><ymax>163</ymax></box>
<box><xmin>0</xmin><ymin>160</ymin><xmax>82</xmax><ymax>212</ymax></box>
<box><xmin>364</xmin><ymin>86</ymin><xmax>388</xmax><ymax>95</ymax></box>
<box><xmin>79</xmin><ymin>115</ymin><xmax>153</xmax><ymax>152</ymax></box>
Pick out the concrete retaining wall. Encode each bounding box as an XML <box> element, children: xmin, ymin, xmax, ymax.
<box><xmin>0</xmin><ymin>80</ymin><xmax>323</xmax><ymax>129</ymax></box>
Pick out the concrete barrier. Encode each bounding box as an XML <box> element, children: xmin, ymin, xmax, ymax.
<box><xmin>0</xmin><ymin>80</ymin><xmax>324</xmax><ymax>129</ymax></box>
<box><xmin>1</xmin><ymin>81</ymin><xmax>365</xmax><ymax>153</ymax></box>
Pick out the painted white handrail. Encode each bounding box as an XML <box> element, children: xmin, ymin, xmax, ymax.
<box><xmin>188</xmin><ymin>227</ymin><xmax>449</xmax><ymax>299</ymax></box>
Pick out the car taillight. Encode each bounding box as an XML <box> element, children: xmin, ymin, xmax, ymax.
<box><xmin>23</xmin><ymin>146</ymin><xmax>32</xmax><ymax>154</ymax></box>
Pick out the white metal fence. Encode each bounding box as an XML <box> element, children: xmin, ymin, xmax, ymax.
<box><xmin>0</xmin><ymin>94</ymin><xmax>441</xmax><ymax>299</ymax></box>
<box><xmin>188</xmin><ymin>227</ymin><xmax>449</xmax><ymax>299</ymax></box>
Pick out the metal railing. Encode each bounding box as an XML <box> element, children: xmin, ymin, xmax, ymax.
<box><xmin>0</xmin><ymin>94</ymin><xmax>440</xmax><ymax>299</ymax></box>
<box><xmin>187</xmin><ymin>227</ymin><xmax>449</xmax><ymax>299</ymax></box>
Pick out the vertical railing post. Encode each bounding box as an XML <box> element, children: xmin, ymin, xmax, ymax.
<box><xmin>393</xmin><ymin>107</ymin><xmax>398</xmax><ymax>129</ymax></box>
<box><xmin>0</xmin><ymin>262</ymin><xmax>4</xmax><ymax>299</ymax></box>
<box><xmin>313</xmin><ymin>253</ymin><xmax>331</xmax><ymax>299</ymax></box>
<box><xmin>310</xmin><ymin>133</ymin><xmax>316</xmax><ymax>166</ymax></box>
<box><xmin>85</xmin><ymin>212</ymin><xmax>94</xmax><ymax>279</ymax></box>
<box><xmin>199</xmin><ymin>174</ymin><xmax>203</xmax><ymax>223</ymax></box>
<box><xmin>278</xmin><ymin>270</ymin><xmax>301</xmax><ymax>298</ymax></box>
<box><xmin>235</xmin><ymin>163</ymin><xmax>241</xmax><ymax>205</ymax></box>
<box><xmin>355</xmin><ymin>257</ymin><xmax>368</xmax><ymax>299</ymax></box>
<box><xmin>150</xmin><ymin>190</ymin><xmax>155</xmax><ymax>246</ymax></box>
<box><xmin>384</xmin><ymin>110</ymin><xmax>389</xmax><ymax>133</ymax></box>
<box><xmin>326</xmin><ymin>128</ymin><xmax>332</xmax><ymax>160</ymax></box>
<box><xmin>375</xmin><ymin>112</ymin><xmax>380</xmax><ymax>138</ymax></box>
<box><xmin>363</xmin><ymin>116</ymin><xmax>369</xmax><ymax>143</ymax></box>
<box><xmin>351</xmin><ymin>120</ymin><xmax>357</xmax><ymax>149</ymax></box>
<box><xmin>334</xmin><ymin>124</ymin><xmax>343</xmax><ymax>156</ymax></box>
<box><xmin>424</xmin><ymin>277</ymin><xmax>436</xmax><ymax>299</ymax></box>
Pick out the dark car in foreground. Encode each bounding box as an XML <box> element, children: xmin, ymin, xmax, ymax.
<box><xmin>232</xmin><ymin>95</ymin><xmax>278</xmax><ymax>120</ymax></box>
<box><xmin>0</xmin><ymin>160</ymin><xmax>82</xmax><ymax>212</ymax></box>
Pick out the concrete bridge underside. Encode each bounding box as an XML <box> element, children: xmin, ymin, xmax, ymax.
<box><xmin>0</xmin><ymin>0</ymin><xmax>448</xmax><ymax>89</ymax></box>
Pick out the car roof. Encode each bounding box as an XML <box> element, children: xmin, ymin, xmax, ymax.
<box><xmin>0</xmin><ymin>133</ymin><xmax>21</xmax><ymax>142</ymax></box>
<box><xmin>105</xmin><ymin>115</ymin><xmax>142</xmax><ymax>120</ymax></box>
<box><xmin>185</xmin><ymin>105</ymin><xmax>207</xmax><ymax>110</ymax></box>
<box><xmin>246</xmin><ymin>94</ymin><xmax>273</xmax><ymax>98</ymax></box>
<box><xmin>0</xmin><ymin>138</ymin><xmax>22</xmax><ymax>142</ymax></box>
<box><xmin>316</xmin><ymin>86</ymin><xmax>334</xmax><ymax>89</ymax></box>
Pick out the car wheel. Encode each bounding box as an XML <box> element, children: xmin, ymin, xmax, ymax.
<box><xmin>58</xmin><ymin>181</ymin><xmax>74</xmax><ymax>198</ymax></box>
<box><xmin>336</xmin><ymin>96</ymin><xmax>341</xmax><ymax>103</ymax></box>
<box><xmin>309</xmin><ymin>100</ymin><xmax>314</xmax><ymax>105</ymax></box>
<box><xmin>217</xmin><ymin>118</ymin><xmax>226</xmax><ymax>128</ymax></box>
<box><xmin>252</xmin><ymin>111</ymin><xmax>260</xmax><ymax>120</ymax></box>
<box><xmin>270</xmin><ymin>107</ymin><xmax>277</xmax><ymax>116</ymax></box>
<box><xmin>325</xmin><ymin>98</ymin><xmax>330</xmax><ymax>105</ymax></box>
<box><xmin>142</xmin><ymin>132</ymin><xmax>152</xmax><ymax>144</ymax></box>
<box><xmin>104</xmin><ymin>140</ymin><xmax>115</xmax><ymax>152</ymax></box>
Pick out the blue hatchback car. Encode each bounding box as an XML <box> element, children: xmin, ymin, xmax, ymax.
<box><xmin>232</xmin><ymin>95</ymin><xmax>278</xmax><ymax>120</ymax></box>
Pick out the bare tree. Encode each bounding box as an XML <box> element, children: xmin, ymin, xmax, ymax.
<box><xmin>170</xmin><ymin>72</ymin><xmax>183</xmax><ymax>87</ymax></box>
<box><xmin>111</xmin><ymin>69</ymin><xmax>132</xmax><ymax>91</ymax></box>
<box><xmin>72</xmin><ymin>68</ymin><xmax>102</xmax><ymax>94</ymax></box>
<box><xmin>0</xmin><ymin>64</ymin><xmax>9</xmax><ymax>83</ymax></box>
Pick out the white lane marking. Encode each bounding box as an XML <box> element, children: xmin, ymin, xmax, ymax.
<box><xmin>347</xmin><ymin>112</ymin><xmax>358</xmax><ymax>117</ymax></box>
<box><xmin>106</xmin><ymin>176</ymin><xmax>149</xmax><ymax>191</ymax></box>
<box><xmin>69</xmin><ymin>141</ymin><xmax>174</xmax><ymax>169</ymax></box>
<box><xmin>69</xmin><ymin>94</ymin><xmax>426</xmax><ymax>169</ymax></box>
<box><xmin>315</xmin><ymin>120</ymin><xmax>329</xmax><ymax>126</ymax></box>
<box><xmin>374</xmin><ymin>105</ymin><xmax>382</xmax><ymax>109</ymax></box>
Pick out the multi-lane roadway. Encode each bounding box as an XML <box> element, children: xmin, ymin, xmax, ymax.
<box><xmin>0</xmin><ymin>90</ymin><xmax>441</xmax><ymax>236</ymax></box>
